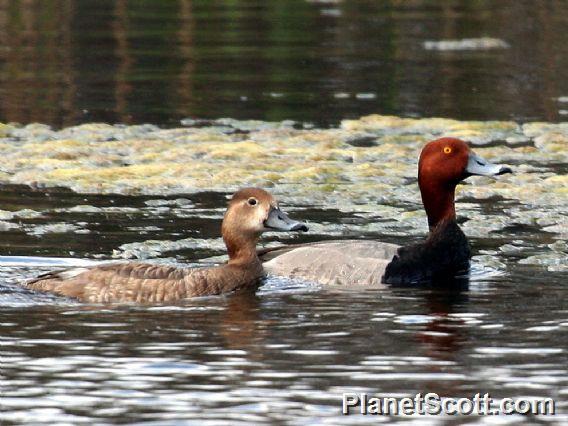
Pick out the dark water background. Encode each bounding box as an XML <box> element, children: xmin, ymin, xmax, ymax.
<box><xmin>0</xmin><ymin>1</ymin><xmax>567</xmax><ymax>424</ymax></box>
<box><xmin>1</xmin><ymin>0</ymin><xmax>568</xmax><ymax>128</ymax></box>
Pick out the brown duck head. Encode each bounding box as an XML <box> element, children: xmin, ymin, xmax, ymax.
<box><xmin>222</xmin><ymin>188</ymin><xmax>308</xmax><ymax>264</ymax></box>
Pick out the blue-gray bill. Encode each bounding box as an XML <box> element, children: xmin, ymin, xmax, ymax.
<box><xmin>466</xmin><ymin>151</ymin><xmax>513</xmax><ymax>176</ymax></box>
<box><xmin>264</xmin><ymin>207</ymin><xmax>308</xmax><ymax>232</ymax></box>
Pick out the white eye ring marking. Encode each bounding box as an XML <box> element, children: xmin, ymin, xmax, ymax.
<box><xmin>248</xmin><ymin>198</ymin><xmax>258</xmax><ymax>206</ymax></box>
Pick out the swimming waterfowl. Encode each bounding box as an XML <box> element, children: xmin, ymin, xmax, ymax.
<box><xmin>26</xmin><ymin>188</ymin><xmax>308</xmax><ymax>303</ymax></box>
<box><xmin>261</xmin><ymin>138</ymin><xmax>512</xmax><ymax>286</ymax></box>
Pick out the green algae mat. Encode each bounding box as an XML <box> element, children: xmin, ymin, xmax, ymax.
<box><xmin>1</xmin><ymin>115</ymin><xmax>566</xmax><ymax>271</ymax></box>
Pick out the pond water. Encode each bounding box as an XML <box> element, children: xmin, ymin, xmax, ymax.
<box><xmin>0</xmin><ymin>0</ymin><xmax>567</xmax><ymax>424</ymax></box>
<box><xmin>0</xmin><ymin>181</ymin><xmax>566</xmax><ymax>424</ymax></box>
<box><xmin>1</xmin><ymin>0</ymin><xmax>568</xmax><ymax>127</ymax></box>
<box><xmin>0</xmin><ymin>115</ymin><xmax>566</xmax><ymax>422</ymax></box>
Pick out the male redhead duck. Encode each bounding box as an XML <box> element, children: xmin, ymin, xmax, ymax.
<box><xmin>261</xmin><ymin>138</ymin><xmax>512</xmax><ymax>285</ymax></box>
<box><xmin>26</xmin><ymin>188</ymin><xmax>307</xmax><ymax>303</ymax></box>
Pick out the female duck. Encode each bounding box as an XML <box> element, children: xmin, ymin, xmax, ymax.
<box><xmin>261</xmin><ymin>138</ymin><xmax>512</xmax><ymax>285</ymax></box>
<box><xmin>26</xmin><ymin>188</ymin><xmax>307</xmax><ymax>303</ymax></box>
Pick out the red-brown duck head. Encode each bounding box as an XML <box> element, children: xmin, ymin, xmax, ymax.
<box><xmin>418</xmin><ymin>138</ymin><xmax>512</xmax><ymax>229</ymax></box>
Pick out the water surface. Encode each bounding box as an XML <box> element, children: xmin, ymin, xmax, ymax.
<box><xmin>0</xmin><ymin>179</ymin><xmax>566</xmax><ymax>424</ymax></box>
<box><xmin>2</xmin><ymin>0</ymin><xmax>568</xmax><ymax>127</ymax></box>
<box><xmin>0</xmin><ymin>0</ymin><xmax>567</xmax><ymax>423</ymax></box>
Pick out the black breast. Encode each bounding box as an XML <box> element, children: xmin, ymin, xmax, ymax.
<box><xmin>382</xmin><ymin>219</ymin><xmax>471</xmax><ymax>286</ymax></box>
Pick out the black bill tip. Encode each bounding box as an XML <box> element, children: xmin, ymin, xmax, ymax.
<box><xmin>291</xmin><ymin>223</ymin><xmax>309</xmax><ymax>232</ymax></box>
<box><xmin>497</xmin><ymin>166</ymin><xmax>513</xmax><ymax>175</ymax></box>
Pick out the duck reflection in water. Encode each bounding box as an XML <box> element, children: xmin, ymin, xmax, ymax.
<box><xmin>217</xmin><ymin>289</ymin><xmax>267</xmax><ymax>358</ymax></box>
<box><xmin>413</xmin><ymin>285</ymin><xmax>471</xmax><ymax>398</ymax></box>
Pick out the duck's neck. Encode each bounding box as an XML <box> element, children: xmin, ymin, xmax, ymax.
<box><xmin>420</xmin><ymin>180</ymin><xmax>457</xmax><ymax>230</ymax></box>
<box><xmin>224</xmin><ymin>232</ymin><xmax>261</xmax><ymax>266</ymax></box>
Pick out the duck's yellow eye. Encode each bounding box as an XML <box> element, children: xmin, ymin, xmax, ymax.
<box><xmin>247</xmin><ymin>198</ymin><xmax>258</xmax><ymax>206</ymax></box>
<box><xmin>443</xmin><ymin>146</ymin><xmax>452</xmax><ymax>154</ymax></box>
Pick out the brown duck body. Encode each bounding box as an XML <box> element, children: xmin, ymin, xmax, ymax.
<box><xmin>25</xmin><ymin>188</ymin><xmax>307</xmax><ymax>303</ymax></box>
<box><xmin>26</xmin><ymin>261</ymin><xmax>264</xmax><ymax>303</ymax></box>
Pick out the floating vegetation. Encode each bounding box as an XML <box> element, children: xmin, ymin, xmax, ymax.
<box><xmin>0</xmin><ymin>115</ymin><xmax>566</xmax><ymax>271</ymax></box>
<box><xmin>25</xmin><ymin>222</ymin><xmax>89</xmax><ymax>237</ymax></box>
<box><xmin>0</xmin><ymin>209</ymin><xmax>43</xmax><ymax>220</ymax></box>
<box><xmin>114</xmin><ymin>237</ymin><xmax>227</xmax><ymax>260</ymax></box>
<box><xmin>423</xmin><ymin>37</ymin><xmax>510</xmax><ymax>51</ymax></box>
